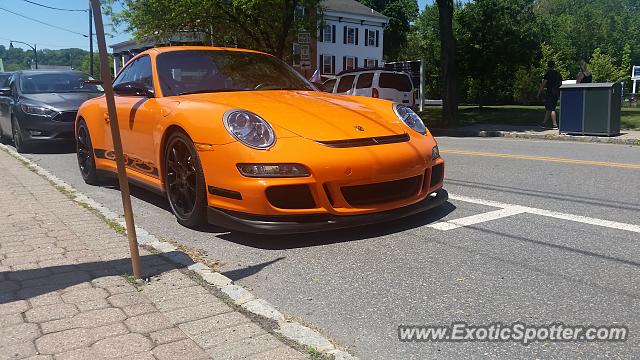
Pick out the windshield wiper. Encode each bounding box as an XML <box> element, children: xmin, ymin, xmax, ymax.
<box><xmin>176</xmin><ymin>89</ymin><xmax>247</xmax><ymax>96</ymax></box>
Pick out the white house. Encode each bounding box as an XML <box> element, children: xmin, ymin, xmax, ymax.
<box><xmin>313</xmin><ymin>0</ymin><xmax>388</xmax><ymax>76</ymax></box>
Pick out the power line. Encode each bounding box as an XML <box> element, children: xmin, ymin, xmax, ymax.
<box><xmin>0</xmin><ymin>6</ymin><xmax>88</xmax><ymax>37</ymax></box>
<box><xmin>21</xmin><ymin>0</ymin><xmax>87</xmax><ymax>12</ymax></box>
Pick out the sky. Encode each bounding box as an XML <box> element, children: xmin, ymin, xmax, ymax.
<box><xmin>0</xmin><ymin>0</ymin><xmax>432</xmax><ymax>52</ymax></box>
<box><xmin>0</xmin><ymin>0</ymin><xmax>130</xmax><ymax>51</ymax></box>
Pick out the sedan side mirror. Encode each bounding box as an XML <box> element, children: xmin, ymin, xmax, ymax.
<box><xmin>113</xmin><ymin>82</ymin><xmax>154</xmax><ymax>97</ymax></box>
<box><xmin>0</xmin><ymin>88</ymin><xmax>11</xmax><ymax>97</ymax></box>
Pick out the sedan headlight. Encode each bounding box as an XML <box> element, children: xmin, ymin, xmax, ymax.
<box><xmin>21</xmin><ymin>103</ymin><xmax>57</xmax><ymax>117</ymax></box>
<box><xmin>393</xmin><ymin>104</ymin><xmax>426</xmax><ymax>135</ymax></box>
<box><xmin>223</xmin><ymin>110</ymin><xmax>275</xmax><ymax>150</ymax></box>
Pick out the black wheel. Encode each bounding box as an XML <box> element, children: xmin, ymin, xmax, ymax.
<box><xmin>164</xmin><ymin>131</ymin><xmax>207</xmax><ymax>228</ymax></box>
<box><xmin>11</xmin><ymin>117</ymin><xmax>29</xmax><ymax>153</ymax></box>
<box><xmin>76</xmin><ymin>119</ymin><xmax>102</xmax><ymax>185</ymax></box>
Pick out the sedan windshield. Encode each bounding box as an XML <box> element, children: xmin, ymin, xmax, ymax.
<box><xmin>156</xmin><ymin>50</ymin><xmax>315</xmax><ymax>96</ymax></box>
<box><xmin>19</xmin><ymin>72</ymin><xmax>104</xmax><ymax>94</ymax></box>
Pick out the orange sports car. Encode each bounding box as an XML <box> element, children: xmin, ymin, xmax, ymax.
<box><xmin>75</xmin><ymin>46</ymin><xmax>446</xmax><ymax>233</ymax></box>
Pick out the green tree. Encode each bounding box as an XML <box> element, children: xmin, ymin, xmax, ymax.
<box><xmin>590</xmin><ymin>48</ymin><xmax>619</xmax><ymax>83</ymax></box>
<box><xmin>456</xmin><ymin>0</ymin><xmax>543</xmax><ymax>105</ymax></box>
<box><xmin>359</xmin><ymin>0</ymin><xmax>419</xmax><ymax>61</ymax></box>
<box><xmin>104</xmin><ymin>0</ymin><xmax>323</xmax><ymax>59</ymax></box>
<box><xmin>619</xmin><ymin>43</ymin><xmax>632</xmax><ymax>87</ymax></box>
<box><xmin>436</xmin><ymin>0</ymin><xmax>458</xmax><ymax>125</ymax></box>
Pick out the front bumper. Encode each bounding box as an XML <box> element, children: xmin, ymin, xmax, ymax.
<box><xmin>17</xmin><ymin>112</ymin><xmax>75</xmax><ymax>144</ymax></box>
<box><xmin>207</xmin><ymin>189</ymin><xmax>448</xmax><ymax>234</ymax></box>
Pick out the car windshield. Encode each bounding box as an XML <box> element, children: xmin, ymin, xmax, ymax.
<box><xmin>156</xmin><ymin>50</ymin><xmax>315</xmax><ymax>96</ymax></box>
<box><xmin>19</xmin><ymin>72</ymin><xmax>104</xmax><ymax>94</ymax></box>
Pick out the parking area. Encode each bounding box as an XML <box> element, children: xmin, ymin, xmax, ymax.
<box><xmin>10</xmin><ymin>136</ymin><xmax>640</xmax><ymax>359</ymax></box>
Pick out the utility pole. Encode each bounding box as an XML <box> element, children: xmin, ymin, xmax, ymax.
<box><xmin>89</xmin><ymin>4</ymin><xmax>94</xmax><ymax>77</ymax></box>
<box><xmin>90</xmin><ymin>0</ymin><xmax>142</xmax><ymax>279</ymax></box>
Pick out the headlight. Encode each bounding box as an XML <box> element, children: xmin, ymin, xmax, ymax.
<box><xmin>21</xmin><ymin>103</ymin><xmax>57</xmax><ymax>117</ymax></box>
<box><xmin>432</xmin><ymin>145</ymin><xmax>440</xmax><ymax>160</ymax></box>
<box><xmin>393</xmin><ymin>104</ymin><xmax>426</xmax><ymax>135</ymax></box>
<box><xmin>223</xmin><ymin>110</ymin><xmax>275</xmax><ymax>149</ymax></box>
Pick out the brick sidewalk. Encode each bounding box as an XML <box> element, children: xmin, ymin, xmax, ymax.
<box><xmin>0</xmin><ymin>149</ymin><xmax>308</xmax><ymax>360</ymax></box>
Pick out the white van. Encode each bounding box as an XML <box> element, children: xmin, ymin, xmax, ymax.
<box><xmin>326</xmin><ymin>70</ymin><xmax>415</xmax><ymax>106</ymax></box>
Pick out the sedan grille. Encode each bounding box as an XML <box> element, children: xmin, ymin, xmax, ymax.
<box><xmin>52</xmin><ymin>111</ymin><xmax>78</xmax><ymax>123</ymax></box>
<box><xmin>317</xmin><ymin>133</ymin><xmax>409</xmax><ymax>148</ymax></box>
<box><xmin>341</xmin><ymin>175</ymin><xmax>422</xmax><ymax>206</ymax></box>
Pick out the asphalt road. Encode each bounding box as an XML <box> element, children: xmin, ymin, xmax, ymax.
<box><xmin>16</xmin><ymin>136</ymin><xmax>640</xmax><ymax>359</ymax></box>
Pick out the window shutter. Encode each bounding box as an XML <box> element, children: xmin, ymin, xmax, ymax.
<box><xmin>375</xmin><ymin>59</ymin><xmax>378</xmax><ymax>67</ymax></box>
<box><xmin>331</xmin><ymin>56</ymin><xmax>335</xmax><ymax>75</ymax></box>
<box><xmin>355</xmin><ymin>57</ymin><xmax>358</xmax><ymax>68</ymax></box>
<box><xmin>332</xmin><ymin>25</ymin><xmax>336</xmax><ymax>43</ymax></box>
<box><xmin>364</xmin><ymin>29</ymin><xmax>369</xmax><ymax>47</ymax></box>
<box><xmin>376</xmin><ymin>30</ymin><xmax>379</xmax><ymax>47</ymax></box>
<box><xmin>320</xmin><ymin>54</ymin><xmax>324</xmax><ymax>74</ymax></box>
<box><xmin>343</xmin><ymin>26</ymin><xmax>347</xmax><ymax>44</ymax></box>
<box><xmin>318</xmin><ymin>28</ymin><xmax>323</xmax><ymax>42</ymax></box>
<box><xmin>343</xmin><ymin>56</ymin><xmax>346</xmax><ymax>72</ymax></box>
<box><xmin>355</xmin><ymin>28</ymin><xmax>359</xmax><ymax>45</ymax></box>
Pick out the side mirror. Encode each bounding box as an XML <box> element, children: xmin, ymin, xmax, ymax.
<box><xmin>0</xmin><ymin>88</ymin><xmax>11</xmax><ymax>97</ymax></box>
<box><xmin>113</xmin><ymin>82</ymin><xmax>154</xmax><ymax>97</ymax></box>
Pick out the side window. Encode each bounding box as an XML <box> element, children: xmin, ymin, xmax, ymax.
<box><xmin>355</xmin><ymin>73</ymin><xmax>374</xmax><ymax>89</ymax></box>
<box><xmin>323</xmin><ymin>79</ymin><xmax>336</xmax><ymax>92</ymax></box>
<box><xmin>113</xmin><ymin>56</ymin><xmax>154</xmax><ymax>94</ymax></box>
<box><xmin>336</xmin><ymin>75</ymin><xmax>355</xmax><ymax>93</ymax></box>
<box><xmin>378</xmin><ymin>73</ymin><xmax>413</xmax><ymax>92</ymax></box>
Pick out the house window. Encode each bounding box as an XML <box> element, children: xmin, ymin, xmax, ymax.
<box><xmin>323</xmin><ymin>25</ymin><xmax>332</xmax><ymax>42</ymax></box>
<box><xmin>322</xmin><ymin>55</ymin><xmax>334</xmax><ymax>75</ymax></box>
<box><xmin>346</xmin><ymin>27</ymin><xmax>357</xmax><ymax>45</ymax></box>
<box><xmin>365</xmin><ymin>58</ymin><xmax>376</xmax><ymax>68</ymax></box>
<box><xmin>345</xmin><ymin>56</ymin><xmax>356</xmax><ymax>71</ymax></box>
<box><xmin>295</xmin><ymin>6</ymin><xmax>305</xmax><ymax>19</ymax></box>
<box><xmin>367</xmin><ymin>30</ymin><xmax>376</xmax><ymax>46</ymax></box>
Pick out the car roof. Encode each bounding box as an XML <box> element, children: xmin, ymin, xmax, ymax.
<box><xmin>15</xmin><ymin>70</ymin><xmax>87</xmax><ymax>76</ymax></box>
<box><xmin>142</xmin><ymin>46</ymin><xmax>272</xmax><ymax>57</ymax></box>
<box><xmin>335</xmin><ymin>67</ymin><xmax>408</xmax><ymax>77</ymax></box>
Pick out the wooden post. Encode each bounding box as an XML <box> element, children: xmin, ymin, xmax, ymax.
<box><xmin>89</xmin><ymin>0</ymin><xmax>142</xmax><ymax>279</ymax></box>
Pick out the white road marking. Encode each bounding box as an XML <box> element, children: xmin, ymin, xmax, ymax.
<box><xmin>429</xmin><ymin>207</ymin><xmax>527</xmax><ymax>231</ymax></box>
<box><xmin>428</xmin><ymin>193</ymin><xmax>640</xmax><ymax>233</ymax></box>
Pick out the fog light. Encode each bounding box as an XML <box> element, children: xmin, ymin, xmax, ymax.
<box><xmin>237</xmin><ymin>163</ymin><xmax>310</xmax><ymax>178</ymax></box>
<box><xmin>432</xmin><ymin>145</ymin><xmax>440</xmax><ymax>160</ymax></box>
<box><xmin>29</xmin><ymin>130</ymin><xmax>43</xmax><ymax>136</ymax></box>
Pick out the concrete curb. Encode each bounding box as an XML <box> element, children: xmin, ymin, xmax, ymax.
<box><xmin>0</xmin><ymin>143</ymin><xmax>356</xmax><ymax>360</ymax></box>
<box><xmin>431</xmin><ymin>128</ymin><xmax>640</xmax><ymax>146</ymax></box>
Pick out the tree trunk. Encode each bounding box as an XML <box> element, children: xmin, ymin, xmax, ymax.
<box><xmin>436</xmin><ymin>0</ymin><xmax>458</xmax><ymax>126</ymax></box>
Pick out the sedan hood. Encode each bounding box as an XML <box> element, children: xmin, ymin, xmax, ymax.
<box><xmin>183</xmin><ymin>91</ymin><xmax>406</xmax><ymax>141</ymax></box>
<box><xmin>20</xmin><ymin>92</ymin><xmax>103</xmax><ymax>112</ymax></box>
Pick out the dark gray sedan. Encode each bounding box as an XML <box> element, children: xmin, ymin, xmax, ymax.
<box><xmin>0</xmin><ymin>70</ymin><xmax>103</xmax><ymax>152</ymax></box>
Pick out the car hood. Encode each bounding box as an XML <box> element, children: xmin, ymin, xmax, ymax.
<box><xmin>182</xmin><ymin>90</ymin><xmax>406</xmax><ymax>141</ymax></box>
<box><xmin>20</xmin><ymin>92</ymin><xmax>103</xmax><ymax>112</ymax></box>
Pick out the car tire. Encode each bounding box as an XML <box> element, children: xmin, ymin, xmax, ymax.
<box><xmin>163</xmin><ymin>131</ymin><xmax>208</xmax><ymax>228</ymax></box>
<box><xmin>76</xmin><ymin>119</ymin><xmax>103</xmax><ymax>185</ymax></box>
<box><xmin>11</xmin><ymin>117</ymin><xmax>30</xmax><ymax>153</ymax></box>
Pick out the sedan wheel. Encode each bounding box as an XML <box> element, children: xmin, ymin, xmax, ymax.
<box><xmin>11</xmin><ymin>118</ymin><xmax>29</xmax><ymax>153</ymax></box>
<box><xmin>164</xmin><ymin>131</ymin><xmax>207</xmax><ymax>228</ymax></box>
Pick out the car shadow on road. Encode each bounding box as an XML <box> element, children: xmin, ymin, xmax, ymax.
<box><xmin>215</xmin><ymin>201</ymin><xmax>457</xmax><ymax>250</ymax></box>
<box><xmin>24</xmin><ymin>142</ymin><xmax>76</xmax><ymax>154</ymax></box>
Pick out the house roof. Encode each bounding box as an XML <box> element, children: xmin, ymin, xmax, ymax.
<box><xmin>322</xmin><ymin>0</ymin><xmax>388</xmax><ymax>20</ymax></box>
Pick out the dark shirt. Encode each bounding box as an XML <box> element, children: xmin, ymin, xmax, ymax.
<box><xmin>579</xmin><ymin>71</ymin><xmax>593</xmax><ymax>83</ymax></box>
<box><xmin>544</xmin><ymin>69</ymin><xmax>562</xmax><ymax>96</ymax></box>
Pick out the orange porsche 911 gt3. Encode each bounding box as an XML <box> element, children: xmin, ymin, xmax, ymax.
<box><xmin>75</xmin><ymin>46</ymin><xmax>447</xmax><ymax>233</ymax></box>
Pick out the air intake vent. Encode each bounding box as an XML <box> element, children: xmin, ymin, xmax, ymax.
<box><xmin>317</xmin><ymin>133</ymin><xmax>410</xmax><ymax>148</ymax></box>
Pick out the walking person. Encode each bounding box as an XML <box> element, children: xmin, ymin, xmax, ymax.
<box><xmin>576</xmin><ymin>59</ymin><xmax>593</xmax><ymax>84</ymax></box>
<box><xmin>537</xmin><ymin>61</ymin><xmax>562</xmax><ymax>129</ymax></box>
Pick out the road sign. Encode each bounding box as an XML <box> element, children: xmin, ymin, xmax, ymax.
<box><xmin>632</xmin><ymin>66</ymin><xmax>640</xmax><ymax>80</ymax></box>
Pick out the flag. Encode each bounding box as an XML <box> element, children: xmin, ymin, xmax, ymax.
<box><xmin>310</xmin><ymin>68</ymin><xmax>321</xmax><ymax>83</ymax></box>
